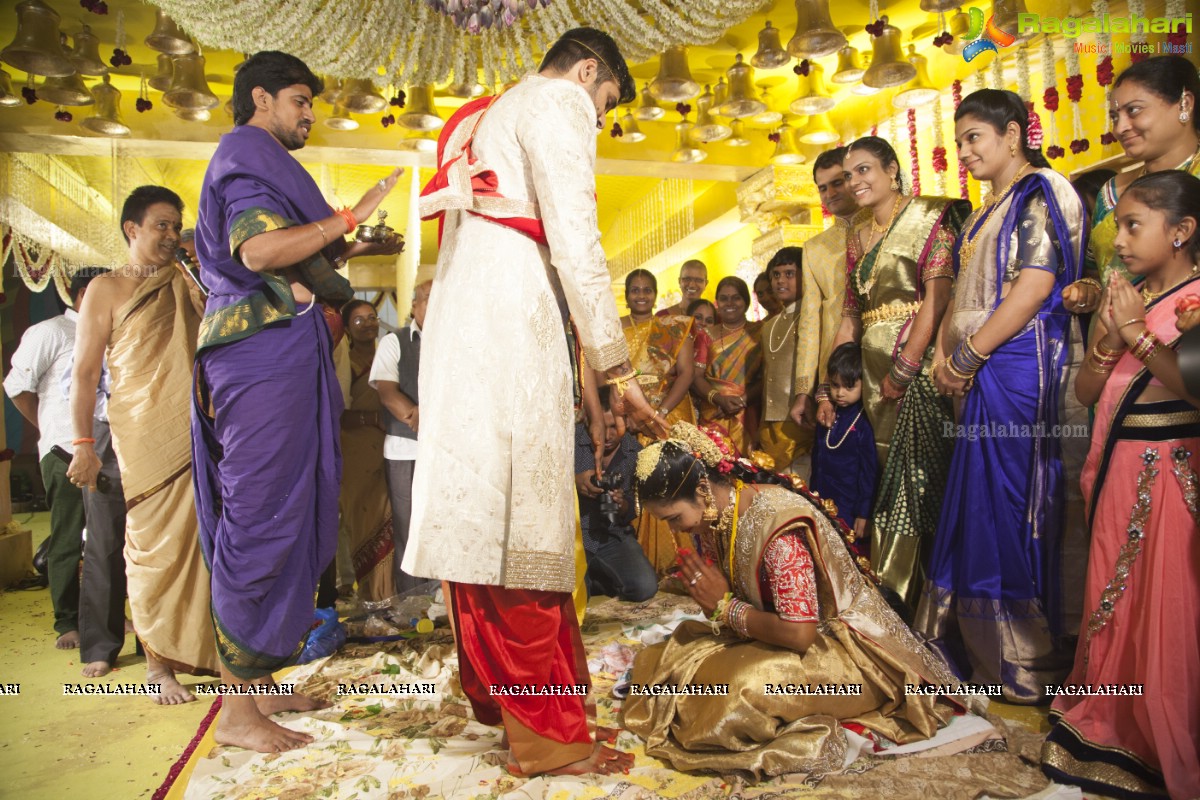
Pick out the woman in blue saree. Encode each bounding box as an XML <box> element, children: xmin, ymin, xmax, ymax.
<box><xmin>915</xmin><ymin>90</ymin><xmax>1087</xmax><ymax>703</ymax></box>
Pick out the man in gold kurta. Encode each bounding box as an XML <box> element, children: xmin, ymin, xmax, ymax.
<box><xmin>790</xmin><ymin>148</ymin><xmax>868</xmax><ymax>427</ymax></box>
<box><xmin>758</xmin><ymin>247</ymin><xmax>809</xmax><ymax>474</ymax></box>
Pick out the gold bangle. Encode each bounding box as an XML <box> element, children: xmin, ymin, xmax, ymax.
<box><xmin>1086</xmin><ymin>359</ymin><xmax>1115</xmax><ymax>374</ymax></box>
<box><xmin>314</xmin><ymin>221</ymin><xmax>328</xmax><ymax>244</ymax></box>
<box><xmin>605</xmin><ymin>369</ymin><xmax>640</xmax><ymax>396</ymax></box>
<box><xmin>1118</xmin><ymin>318</ymin><xmax>1145</xmax><ymax>330</ymax></box>
<box><xmin>706</xmin><ymin>388</ymin><xmax>719</xmax><ymax>403</ymax></box>
<box><xmin>942</xmin><ymin>359</ymin><xmax>974</xmax><ymax>381</ymax></box>
<box><xmin>1078</xmin><ymin>277</ymin><xmax>1102</xmax><ymax>292</ymax></box>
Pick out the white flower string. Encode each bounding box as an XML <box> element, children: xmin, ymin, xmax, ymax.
<box><xmin>1041</xmin><ymin>35</ymin><xmax>1062</xmax><ymax>159</ymax></box>
<box><xmin>1128</xmin><ymin>0</ymin><xmax>1147</xmax><ymax>51</ymax></box>
<box><xmin>991</xmin><ymin>53</ymin><xmax>1004</xmax><ymax>90</ymax></box>
<box><xmin>972</xmin><ymin>68</ymin><xmax>985</xmax><ymax>92</ymax></box>
<box><xmin>150</xmin><ymin>0</ymin><xmax>763</xmax><ymax>87</ymax></box>
<box><xmin>1016</xmin><ymin>45</ymin><xmax>1030</xmax><ymax>103</ymax></box>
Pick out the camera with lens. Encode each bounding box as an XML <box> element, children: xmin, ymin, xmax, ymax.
<box><xmin>591</xmin><ymin>471</ymin><xmax>624</xmax><ymax>528</ymax></box>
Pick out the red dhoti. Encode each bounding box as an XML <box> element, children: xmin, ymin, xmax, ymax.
<box><xmin>449</xmin><ymin>582</ymin><xmax>593</xmax><ymax>774</ymax></box>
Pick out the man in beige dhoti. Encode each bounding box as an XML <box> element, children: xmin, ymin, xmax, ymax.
<box><xmin>68</xmin><ymin>185</ymin><xmax>219</xmax><ymax>703</ymax></box>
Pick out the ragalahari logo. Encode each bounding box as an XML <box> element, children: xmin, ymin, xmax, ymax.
<box><xmin>963</xmin><ymin>7</ymin><xmax>1016</xmax><ymax>61</ymax></box>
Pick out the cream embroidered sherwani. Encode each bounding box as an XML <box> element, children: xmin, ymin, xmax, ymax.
<box><xmin>794</xmin><ymin>212</ymin><xmax>865</xmax><ymax>396</ymax></box>
<box><xmin>405</xmin><ymin>74</ymin><xmax>629</xmax><ymax>593</ymax></box>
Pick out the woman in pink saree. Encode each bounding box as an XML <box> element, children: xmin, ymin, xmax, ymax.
<box><xmin>1042</xmin><ymin>171</ymin><xmax>1200</xmax><ymax>800</ymax></box>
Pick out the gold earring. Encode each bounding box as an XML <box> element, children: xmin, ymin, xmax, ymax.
<box><xmin>889</xmin><ymin>176</ymin><xmax>899</xmax><ymax>191</ymax></box>
<box><xmin>700</xmin><ymin>478</ymin><xmax>718</xmax><ymax>522</ymax></box>
<box><xmin>1010</xmin><ymin>141</ymin><xmax>1017</xmax><ymax>157</ymax></box>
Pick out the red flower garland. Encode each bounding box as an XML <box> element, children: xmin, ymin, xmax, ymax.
<box><xmin>952</xmin><ymin>80</ymin><xmax>968</xmax><ymax>199</ymax></box>
<box><xmin>1168</xmin><ymin>22</ymin><xmax>1188</xmax><ymax>49</ymax></box>
<box><xmin>932</xmin><ymin>146</ymin><xmax>947</xmax><ymax>173</ymax></box>
<box><xmin>1043</xmin><ymin>87</ymin><xmax>1059</xmax><ymax>112</ymax></box>
<box><xmin>1096</xmin><ymin>56</ymin><xmax>1114</xmax><ymax>87</ymax></box>
<box><xmin>1066</xmin><ymin>74</ymin><xmax>1083</xmax><ymax>103</ymax></box>
<box><xmin>610</xmin><ymin>121</ymin><xmax>623</xmax><ymax>138</ymax></box>
<box><xmin>907</xmin><ymin>108</ymin><xmax>920</xmax><ymax>196</ymax></box>
<box><xmin>1025</xmin><ymin>102</ymin><xmax>1043</xmax><ymax>150</ymax></box>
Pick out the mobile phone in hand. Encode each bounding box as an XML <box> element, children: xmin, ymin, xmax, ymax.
<box><xmin>49</xmin><ymin>444</ymin><xmax>111</xmax><ymax>493</ymax></box>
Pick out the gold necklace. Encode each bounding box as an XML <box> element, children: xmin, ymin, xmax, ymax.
<box><xmin>1137</xmin><ymin>143</ymin><xmax>1200</xmax><ymax>178</ymax></box>
<box><xmin>855</xmin><ymin>196</ymin><xmax>906</xmax><ymax>298</ymax></box>
<box><xmin>959</xmin><ymin>164</ymin><xmax>1032</xmax><ymax>269</ymax></box>
<box><xmin>713</xmin><ymin>480</ymin><xmax>744</xmax><ymax>579</ymax></box>
<box><xmin>1141</xmin><ymin>271</ymin><xmax>1197</xmax><ymax>305</ymax></box>
<box><xmin>766</xmin><ymin>309</ymin><xmax>797</xmax><ymax>353</ymax></box>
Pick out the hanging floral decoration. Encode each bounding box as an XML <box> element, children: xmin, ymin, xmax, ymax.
<box><xmin>1166</xmin><ymin>0</ymin><xmax>1187</xmax><ymax>48</ymax></box>
<box><xmin>80</xmin><ymin>0</ymin><xmax>109</xmax><ymax>14</ymax></box>
<box><xmin>793</xmin><ymin>59</ymin><xmax>811</xmax><ymax>76</ymax></box>
<box><xmin>1065</xmin><ymin>39</ymin><xmax>1088</xmax><ymax>154</ymax></box>
<box><xmin>109</xmin><ymin>11</ymin><xmax>131</xmax><ymax>68</ymax></box>
<box><xmin>151</xmin><ymin>0</ymin><xmax>766</xmax><ymax>88</ymax></box>
<box><xmin>135</xmin><ymin>72</ymin><xmax>152</xmax><ymax>112</ymax></box>
<box><xmin>990</xmin><ymin>51</ymin><xmax>1004</xmax><ymax>90</ymax></box>
<box><xmin>931</xmin><ymin>91</ymin><xmax>948</xmax><ymax>196</ymax></box>
<box><xmin>952</xmin><ymin>79</ymin><xmax>969</xmax><ymax>199</ymax></box>
<box><xmin>21</xmin><ymin>85</ymin><xmax>36</xmax><ymax>104</ymax></box>
<box><xmin>610</xmin><ymin>120</ymin><xmax>623</xmax><ymax>138</ymax></box>
<box><xmin>53</xmin><ymin>106</ymin><xmax>72</xmax><ymax>122</ymax></box>
<box><xmin>932</xmin><ymin>10</ymin><xmax>952</xmax><ymax>48</ymax></box>
<box><xmin>389</xmin><ymin>91</ymin><xmax>406</xmax><ymax>108</ymax></box>
<box><xmin>1041</xmin><ymin>36</ymin><xmax>1063</xmax><ymax>159</ymax></box>
<box><xmin>1127</xmin><ymin>0</ymin><xmax>1148</xmax><ymax>62</ymax></box>
<box><xmin>1093</xmin><ymin>0</ymin><xmax>1117</xmax><ymax>144</ymax></box>
<box><xmin>907</xmin><ymin>108</ymin><xmax>920</xmax><ymax>196</ymax></box>
<box><xmin>767</xmin><ymin>131</ymin><xmax>781</xmax><ymax>143</ymax></box>
<box><xmin>2</xmin><ymin>224</ymin><xmax>76</xmax><ymax>304</ymax></box>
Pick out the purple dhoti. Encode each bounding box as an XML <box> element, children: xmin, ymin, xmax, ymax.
<box><xmin>192</xmin><ymin>308</ymin><xmax>342</xmax><ymax>678</ymax></box>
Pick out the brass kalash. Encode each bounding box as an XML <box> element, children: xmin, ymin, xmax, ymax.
<box><xmin>355</xmin><ymin>209</ymin><xmax>403</xmax><ymax>247</ymax></box>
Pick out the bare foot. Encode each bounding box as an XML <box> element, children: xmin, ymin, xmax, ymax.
<box><xmin>254</xmin><ymin>689</ymin><xmax>332</xmax><ymax>716</ymax></box>
<box><xmin>82</xmin><ymin>660</ymin><xmax>112</xmax><ymax>677</ymax></box>
<box><xmin>593</xmin><ymin>725</ymin><xmax>620</xmax><ymax>744</ymax></box>
<box><xmin>216</xmin><ymin>696</ymin><xmax>314</xmax><ymax>753</ymax></box>
<box><xmin>146</xmin><ymin>655</ymin><xmax>196</xmax><ymax>705</ymax></box>
<box><xmin>56</xmin><ymin>631</ymin><xmax>79</xmax><ymax>650</ymax></box>
<box><xmin>507</xmin><ymin>743</ymin><xmax>634</xmax><ymax>777</ymax></box>
<box><xmin>214</xmin><ymin>713</ymin><xmax>314</xmax><ymax>753</ymax></box>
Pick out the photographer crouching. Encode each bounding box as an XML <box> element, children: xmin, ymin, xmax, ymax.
<box><xmin>575</xmin><ymin>387</ymin><xmax>658</xmax><ymax>602</ymax></box>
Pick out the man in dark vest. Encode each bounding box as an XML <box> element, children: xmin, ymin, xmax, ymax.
<box><xmin>370</xmin><ymin>280</ymin><xmax>431</xmax><ymax>595</ymax></box>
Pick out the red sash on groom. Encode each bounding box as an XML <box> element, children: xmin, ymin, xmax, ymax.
<box><xmin>419</xmin><ymin>94</ymin><xmax>548</xmax><ymax>247</ymax></box>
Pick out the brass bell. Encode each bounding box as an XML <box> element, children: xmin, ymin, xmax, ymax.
<box><xmin>893</xmin><ymin>45</ymin><xmax>939</xmax><ymax>109</ymax></box>
<box><xmin>446</xmin><ymin>80</ymin><xmax>485</xmax><ymax>98</ymax></box>
<box><xmin>863</xmin><ymin>21</ymin><xmax>915</xmax><ymax>89</ymax></box>
<box><xmin>398</xmin><ymin>85</ymin><xmax>443</xmax><ymax>131</ymax></box>
<box><xmin>175</xmin><ymin>107</ymin><xmax>211</xmax><ymax>122</ymax></box>
<box><xmin>790</xmin><ymin>62</ymin><xmax>835</xmax><ymax>115</ymax></box>
<box><xmin>830</xmin><ymin>45</ymin><xmax>864</xmax><ymax>84</ymax></box>
<box><xmin>163</xmin><ymin>53</ymin><xmax>218</xmax><ymax>111</ymax></box>
<box><xmin>671</xmin><ymin>119</ymin><xmax>706</xmax><ymax>163</ymax></box>
<box><xmin>81</xmin><ymin>74</ymin><xmax>129</xmax><ymax>137</ymax></box>
<box><xmin>753</xmin><ymin>88</ymin><xmax>783</xmax><ymax>126</ymax></box>
<box><xmin>69</xmin><ymin>25</ymin><xmax>107</xmax><ymax>76</ymax></box>
<box><xmin>1</xmin><ymin>0</ymin><xmax>74</xmax><ymax>78</ymax></box>
<box><xmin>319</xmin><ymin>76</ymin><xmax>341</xmax><ymax>104</ymax></box>
<box><xmin>719</xmin><ymin>54</ymin><xmax>766</xmax><ymax>119</ymax></box>
<box><xmin>787</xmin><ymin>0</ymin><xmax>847</xmax><ymax>59</ymax></box>
<box><xmin>38</xmin><ymin>71</ymin><xmax>93</xmax><ymax>106</ymax></box>
<box><xmin>993</xmin><ymin>0</ymin><xmax>1033</xmax><ymax>42</ymax></box>
<box><xmin>751</xmin><ymin>21</ymin><xmax>790</xmax><ymax>70</ymax></box>
<box><xmin>338</xmin><ymin>78</ymin><xmax>387</xmax><ymax>115</ymax></box>
<box><xmin>0</xmin><ymin>68</ymin><xmax>21</xmax><ymax>106</ymax></box>
<box><xmin>691</xmin><ymin>85</ymin><xmax>731</xmax><ymax>144</ymax></box>
<box><xmin>920</xmin><ymin>0</ymin><xmax>960</xmax><ymax>11</ymax></box>
<box><xmin>398</xmin><ymin>135</ymin><xmax>437</xmax><ymax>152</ymax></box>
<box><xmin>144</xmin><ymin>9</ymin><xmax>195</xmax><ymax>55</ymax></box>
<box><xmin>726</xmin><ymin>119</ymin><xmax>751</xmax><ymax>147</ymax></box>
<box><xmin>713</xmin><ymin>76</ymin><xmax>728</xmax><ymax>107</ymax></box>
<box><xmin>770</xmin><ymin>123</ymin><xmax>806</xmax><ymax>165</ymax></box>
<box><xmin>650</xmin><ymin>45</ymin><xmax>699</xmax><ymax>103</ymax></box>
<box><xmin>324</xmin><ymin>104</ymin><xmax>358</xmax><ymax>130</ymax></box>
<box><xmin>617</xmin><ymin>109</ymin><xmax>645</xmax><ymax>143</ymax></box>
<box><xmin>149</xmin><ymin>53</ymin><xmax>172</xmax><ymax>92</ymax></box>
<box><xmin>633</xmin><ymin>82</ymin><xmax>663</xmax><ymax>121</ymax></box>
<box><xmin>799</xmin><ymin>112</ymin><xmax>838</xmax><ymax>145</ymax></box>
<box><xmin>943</xmin><ymin>8</ymin><xmax>970</xmax><ymax>56</ymax></box>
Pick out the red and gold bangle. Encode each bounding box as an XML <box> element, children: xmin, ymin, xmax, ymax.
<box><xmin>1132</xmin><ymin>330</ymin><xmax>1163</xmax><ymax>363</ymax></box>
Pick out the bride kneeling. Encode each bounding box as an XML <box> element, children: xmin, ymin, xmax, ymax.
<box><xmin>622</xmin><ymin>423</ymin><xmax>980</xmax><ymax>779</ymax></box>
